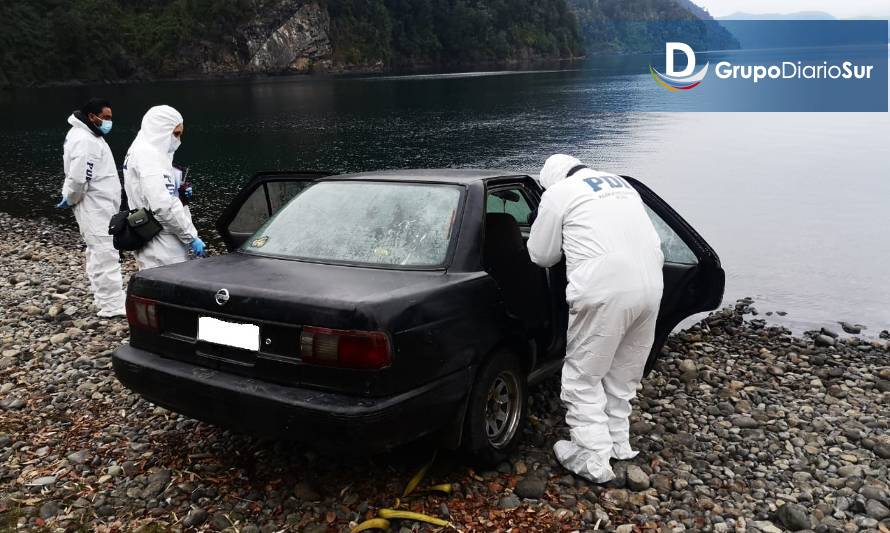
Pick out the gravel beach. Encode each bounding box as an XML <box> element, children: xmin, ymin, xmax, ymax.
<box><xmin>1</xmin><ymin>212</ymin><xmax>888</xmax><ymax>533</ymax></box>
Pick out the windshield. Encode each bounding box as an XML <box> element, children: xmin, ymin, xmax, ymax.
<box><xmin>242</xmin><ymin>181</ymin><xmax>462</xmax><ymax>267</ymax></box>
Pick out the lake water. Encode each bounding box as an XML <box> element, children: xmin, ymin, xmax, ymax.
<box><xmin>1</xmin><ymin>53</ymin><xmax>887</xmax><ymax>335</ymax></box>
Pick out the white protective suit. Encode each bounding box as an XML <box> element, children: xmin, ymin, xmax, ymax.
<box><xmin>527</xmin><ymin>154</ymin><xmax>664</xmax><ymax>483</ymax></box>
<box><xmin>123</xmin><ymin>106</ymin><xmax>198</xmax><ymax>270</ymax></box>
<box><xmin>62</xmin><ymin>113</ymin><xmax>126</xmax><ymax>316</ymax></box>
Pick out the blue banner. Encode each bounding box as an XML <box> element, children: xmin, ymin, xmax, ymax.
<box><xmin>638</xmin><ymin>20</ymin><xmax>888</xmax><ymax>112</ymax></box>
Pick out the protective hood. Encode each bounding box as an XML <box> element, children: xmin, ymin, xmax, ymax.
<box><xmin>131</xmin><ymin>105</ymin><xmax>183</xmax><ymax>160</ymax></box>
<box><xmin>68</xmin><ymin>112</ymin><xmax>103</xmax><ymax>137</ymax></box>
<box><xmin>539</xmin><ymin>154</ymin><xmax>583</xmax><ymax>189</ymax></box>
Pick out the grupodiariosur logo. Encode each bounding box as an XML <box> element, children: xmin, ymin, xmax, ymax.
<box><xmin>650</xmin><ymin>42</ymin><xmax>710</xmax><ymax>92</ymax></box>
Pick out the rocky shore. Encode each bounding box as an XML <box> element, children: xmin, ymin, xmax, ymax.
<box><xmin>1</xmin><ymin>213</ymin><xmax>888</xmax><ymax>532</ymax></box>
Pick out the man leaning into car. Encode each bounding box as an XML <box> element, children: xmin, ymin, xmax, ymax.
<box><xmin>527</xmin><ymin>154</ymin><xmax>664</xmax><ymax>483</ymax></box>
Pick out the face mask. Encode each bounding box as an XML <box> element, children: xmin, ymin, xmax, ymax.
<box><xmin>169</xmin><ymin>135</ymin><xmax>181</xmax><ymax>154</ymax></box>
<box><xmin>98</xmin><ymin>119</ymin><xmax>112</xmax><ymax>135</ymax></box>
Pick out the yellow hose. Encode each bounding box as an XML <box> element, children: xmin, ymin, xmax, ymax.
<box><xmin>351</xmin><ymin>450</ymin><xmax>455</xmax><ymax>532</ymax></box>
<box><xmin>402</xmin><ymin>450</ymin><xmax>437</xmax><ymax>498</ymax></box>
<box><xmin>426</xmin><ymin>483</ymin><xmax>453</xmax><ymax>495</ymax></box>
<box><xmin>378</xmin><ymin>509</ymin><xmax>452</xmax><ymax>527</ymax></box>
<box><xmin>350</xmin><ymin>518</ymin><xmax>392</xmax><ymax>532</ymax></box>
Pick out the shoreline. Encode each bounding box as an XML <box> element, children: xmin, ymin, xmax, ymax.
<box><xmin>1</xmin><ymin>212</ymin><xmax>888</xmax><ymax>531</ymax></box>
<box><xmin>3</xmin><ymin>211</ymin><xmax>886</xmax><ymax>341</ymax></box>
<box><xmin>0</xmin><ymin>57</ymin><xmax>588</xmax><ymax>91</ymax></box>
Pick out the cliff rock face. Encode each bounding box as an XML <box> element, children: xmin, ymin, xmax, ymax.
<box><xmin>187</xmin><ymin>0</ymin><xmax>332</xmax><ymax>76</ymax></box>
<box><xmin>245</xmin><ymin>2</ymin><xmax>331</xmax><ymax>73</ymax></box>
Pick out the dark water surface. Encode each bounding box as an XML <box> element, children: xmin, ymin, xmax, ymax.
<box><xmin>1</xmin><ymin>55</ymin><xmax>888</xmax><ymax>334</ymax></box>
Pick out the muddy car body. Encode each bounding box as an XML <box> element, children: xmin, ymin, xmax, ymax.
<box><xmin>113</xmin><ymin>169</ymin><xmax>724</xmax><ymax>461</ymax></box>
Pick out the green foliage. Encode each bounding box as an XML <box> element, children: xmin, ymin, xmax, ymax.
<box><xmin>327</xmin><ymin>0</ymin><xmax>394</xmax><ymax>64</ymax></box>
<box><xmin>0</xmin><ymin>0</ymin><xmax>260</xmax><ymax>86</ymax></box>
<box><xmin>327</xmin><ymin>0</ymin><xmax>582</xmax><ymax>66</ymax></box>
<box><xmin>567</xmin><ymin>0</ymin><xmax>738</xmax><ymax>53</ymax></box>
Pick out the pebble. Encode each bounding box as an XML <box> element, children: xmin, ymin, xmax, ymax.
<box><xmin>731</xmin><ymin>415</ymin><xmax>759</xmax><ymax>429</ymax></box>
<box><xmin>39</xmin><ymin>500</ymin><xmax>60</xmax><ymax>519</ymax></box>
<box><xmin>839</xmin><ymin>322</ymin><xmax>862</xmax><ymax>334</ymax></box>
<box><xmin>775</xmin><ymin>503</ymin><xmax>811</xmax><ymax>531</ymax></box>
<box><xmin>67</xmin><ymin>449</ymin><xmax>90</xmax><ymax>464</ymax></box>
<box><xmin>498</xmin><ymin>494</ymin><xmax>521</xmax><ymax>509</ymax></box>
<box><xmin>625</xmin><ymin>464</ymin><xmax>650</xmax><ymax>492</ymax></box>
<box><xmin>820</xmin><ymin>327</ymin><xmax>839</xmax><ymax>338</ymax></box>
<box><xmin>836</xmin><ymin>465</ymin><xmax>862</xmax><ymax>478</ymax></box>
<box><xmin>752</xmin><ymin>520</ymin><xmax>783</xmax><ymax>533</ymax></box>
<box><xmin>141</xmin><ymin>469</ymin><xmax>172</xmax><ymax>498</ymax></box>
<box><xmin>865</xmin><ymin>499</ymin><xmax>889</xmax><ymax>519</ymax></box>
<box><xmin>873</xmin><ymin>443</ymin><xmax>890</xmax><ymax>459</ymax></box>
<box><xmin>26</xmin><ymin>476</ymin><xmax>57</xmax><ymax>487</ymax></box>
<box><xmin>210</xmin><ymin>511</ymin><xmax>232</xmax><ymax>530</ymax></box>
<box><xmin>293</xmin><ymin>481</ymin><xmax>320</xmax><ymax>501</ymax></box>
<box><xmin>183</xmin><ymin>508</ymin><xmax>209</xmax><ymax>527</ymax></box>
<box><xmin>121</xmin><ymin>460</ymin><xmax>139</xmax><ymax>477</ymax></box>
<box><xmin>514</xmin><ymin>476</ymin><xmax>547</xmax><ymax>499</ymax></box>
<box><xmin>814</xmin><ymin>334</ymin><xmax>836</xmax><ymax>347</ymax></box>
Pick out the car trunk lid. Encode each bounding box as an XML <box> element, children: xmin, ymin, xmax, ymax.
<box><xmin>127</xmin><ymin>253</ymin><xmax>452</xmax><ymax>396</ymax></box>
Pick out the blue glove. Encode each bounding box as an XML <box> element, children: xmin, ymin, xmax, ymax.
<box><xmin>184</xmin><ymin>186</ymin><xmax>193</xmax><ymax>200</ymax></box>
<box><xmin>190</xmin><ymin>238</ymin><xmax>206</xmax><ymax>257</ymax></box>
<box><xmin>56</xmin><ymin>198</ymin><xmax>70</xmax><ymax>209</ymax></box>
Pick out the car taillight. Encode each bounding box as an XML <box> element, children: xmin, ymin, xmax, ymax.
<box><xmin>299</xmin><ymin>326</ymin><xmax>391</xmax><ymax>369</ymax></box>
<box><xmin>126</xmin><ymin>295</ymin><xmax>160</xmax><ymax>332</ymax></box>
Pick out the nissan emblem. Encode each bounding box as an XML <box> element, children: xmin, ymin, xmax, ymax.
<box><xmin>215</xmin><ymin>288</ymin><xmax>230</xmax><ymax>306</ymax></box>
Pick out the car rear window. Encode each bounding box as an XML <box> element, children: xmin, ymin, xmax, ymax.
<box><xmin>242</xmin><ymin>181</ymin><xmax>461</xmax><ymax>267</ymax></box>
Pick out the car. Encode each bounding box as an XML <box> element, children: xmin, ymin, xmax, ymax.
<box><xmin>112</xmin><ymin>169</ymin><xmax>724</xmax><ymax>462</ymax></box>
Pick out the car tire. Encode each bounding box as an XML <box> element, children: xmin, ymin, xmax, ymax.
<box><xmin>461</xmin><ymin>348</ymin><xmax>528</xmax><ymax>466</ymax></box>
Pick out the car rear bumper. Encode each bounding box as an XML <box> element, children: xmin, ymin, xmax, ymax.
<box><xmin>112</xmin><ymin>344</ymin><xmax>470</xmax><ymax>453</ymax></box>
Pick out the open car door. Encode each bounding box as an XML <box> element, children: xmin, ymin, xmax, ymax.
<box><xmin>216</xmin><ymin>171</ymin><xmax>333</xmax><ymax>251</ymax></box>
<box><xmin>623</xmin><ymin>176</ymin><xmax>726</xmax><ymax>374</ymax></box>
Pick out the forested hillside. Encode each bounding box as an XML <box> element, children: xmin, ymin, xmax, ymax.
<box><xmin>0</xmin><ymin>0</ymin><xmax>260</xmax><ymax>86</ymax></box>
<box><xmin>0</xmin><ymin>0</ymin><xmax>581</xmax><ymax>87</ymax></box>
<box><xmin>329</xmin><ymin>0</ymin><xmax>581</xmax><ymax>67</ymax></box>
<box><xmin>0</xmin><ymin>0</ymin><xmax>736</xmax><ymax>87</ymax></box>
<box><xmin>568</xmin><ymin>0</ymin><xmax>739</xmax><ymax>53</ymax></box>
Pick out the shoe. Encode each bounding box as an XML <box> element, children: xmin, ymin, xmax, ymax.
<box><xmin>611</xmin><ymin>441</ymin><xmax>639</xmax><ymax>460</ymax></box>
<box><xmin>553</xmin><ymin>440</ymin><xmax>615</xmax><ymax>483</ymax></box>
<box><xmin>97</xmin><ymin>307</ymin><xmax>126</xmax><ymax>318</ymax></box>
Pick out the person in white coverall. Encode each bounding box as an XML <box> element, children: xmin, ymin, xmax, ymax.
<box><xmin>527</xmin><ymin>154</ymin><xmax>664</xmax><ymax>483</ymax></box>
<box><xmin>123</xmin><ymin>105</ymin><xmax>205</xmax><ymax>269</ymax></box>
<box><xmin>58</xmin><ymin>98</ymin><xmax>126</xmax><ymax>317</ymax></box>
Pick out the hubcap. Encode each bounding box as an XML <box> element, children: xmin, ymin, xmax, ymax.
<box><xmin>484</xmin><ymin>371</ymin><xmax>522</xmax><ymax>449</ymax></box>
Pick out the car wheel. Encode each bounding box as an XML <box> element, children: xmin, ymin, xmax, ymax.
<box><xmin>461</xmin><ymin>348</ymin><xmax>528</xmax><ymax>466</ymax></box>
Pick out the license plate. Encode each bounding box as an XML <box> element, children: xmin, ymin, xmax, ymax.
<box><xmin>197</xmin><ymin>316</ymin><xmax>260</xmax><ymax>351</ymax></box>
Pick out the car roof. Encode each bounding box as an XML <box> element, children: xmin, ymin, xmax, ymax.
<box><xmin>324</xmin><ymin>169</ymin><xmax>531</xmax><ymax>184</ymax></box>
